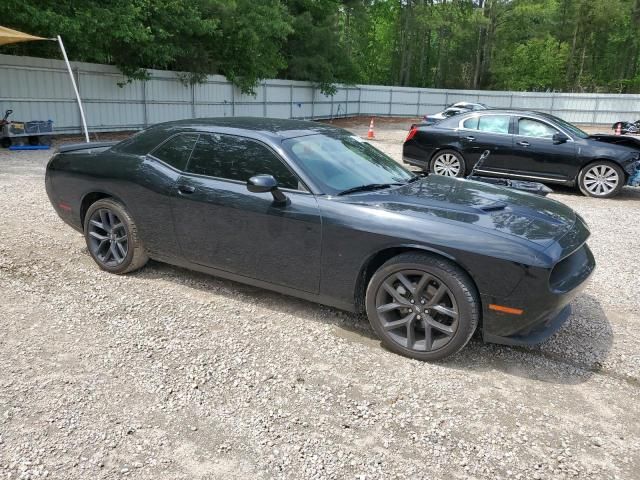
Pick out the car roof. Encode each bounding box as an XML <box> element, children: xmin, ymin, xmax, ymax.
<box><xmin>149</xmin><ymin>117</ymin><xmax>348</xmax><ymax>140</ymax></box>
<box><xmin>114</xmin><ymin>117</ymin><xmax>352</xmax><ymax>155</ymax></box>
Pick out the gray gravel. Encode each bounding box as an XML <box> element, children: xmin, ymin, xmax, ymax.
<box><xmin>1</xmin><ymin>123</ymin><xmax>639</xmax><ymax>480</ymax></box>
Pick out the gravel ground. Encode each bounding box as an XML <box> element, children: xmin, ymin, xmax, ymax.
<box><xmin>1</xmin><ymin>120</ymin><xmax>639</xmax><ymax>480</ymax></box>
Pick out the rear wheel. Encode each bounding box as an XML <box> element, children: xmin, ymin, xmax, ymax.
<box><xmin>365</xmin><ymin>253</ymin><xmax>479</xmax><ymax>361</ymax></box>
<box><xmin>578</xmin><ymin>161</ymin><xmax>624</xmax><ymax>198</ymax></box>
<box><xmin>84</xmin><ymin>198</ymin><xmax>148</xmax><ymax>274</ymax></box>
<box><xmin>430</xmin><ymin>150</ymin><xmax>466</xmax><ymax>177</ymax></box>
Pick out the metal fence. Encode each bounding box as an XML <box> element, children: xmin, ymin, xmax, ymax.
<box><xmin>2</xmin><ymin>53</ymin><xmax>640</xmax><ymax>134</ymax></box>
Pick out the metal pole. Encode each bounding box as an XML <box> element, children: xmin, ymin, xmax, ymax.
<box><xmin>263</xmin><ymin>83</ymin><xmax>267</xmax><ymax>118</ymax></box>
<box><xmin>57</xmin><ymin>35</ymin><xmax>89</xmax><ymax>142</ymax></box>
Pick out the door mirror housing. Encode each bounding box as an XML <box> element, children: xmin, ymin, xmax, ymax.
<box><xmin>553</xmin><ymin>132</ymin><xmax>569</xmax><ymax>144</ymax></box>
<box><xmin>247</xmin><ymin>174</ymin><xmax>288</xmax><ymax>205</ymax></box>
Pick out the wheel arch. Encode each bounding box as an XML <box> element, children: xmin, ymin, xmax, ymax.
<box><xmin>354</xmin><ymin>244</ymin><xmax>481</xmax><ymax>315</ymax></box>
<box><xmin>80</xmin><ymin>191</ymin><xmax>126</xmax><ymax>230</ymax></box>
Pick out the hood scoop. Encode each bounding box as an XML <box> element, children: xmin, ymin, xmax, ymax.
<box><xmin>478</xmin><ymin>201</ymin><xmax>507</xmax><ymax>212</ymax></box>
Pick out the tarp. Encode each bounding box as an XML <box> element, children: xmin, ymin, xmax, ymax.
<box><xmin>0</xmin><ymin>26</ymin><xmax>47</xmax><ymax>46</ymax></box>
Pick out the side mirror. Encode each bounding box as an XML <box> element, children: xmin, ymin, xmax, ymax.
<box><xmin>247</xmin><ymin>174</ymin><xmax>288</xmax><ymax>205</ymax></box>
<box><xmin>553</xmin><ymin>133</ymin><xmax>569</xmax><ymax>144</ymax></box>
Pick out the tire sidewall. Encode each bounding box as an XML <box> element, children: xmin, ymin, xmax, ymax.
<box><xmin>578</xmin><ymin>161</ymin><xmax>624</xmax><ymax>198</ymax></box>
<box><xmin>365</xmin><ymin>258</ymin><xmax>478</xmax><ymax>361</ymax></box>
<box><xmin>430</xmin><ymin>149</ymin><xmax>466</xmax><ymax>178</ymax></box>
<box><xmin>84</xmin><ymin>199</ymin><xmax>136</xmax><ymax>274</ymax></box>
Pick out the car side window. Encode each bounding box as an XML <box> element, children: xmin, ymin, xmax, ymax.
<box><xmin>186</xmin><ymin>133</ymin><xmax>301</xmax><ymax>190</ymax></box>
<box><xmin>150</xmin><ymin>133</ymin><xmax>199</xmax><ymax>170</ymax></box>
<box><xmin>518</xmin><ymin>118</ymin><xmax>559</xmax><ymax>139</ymax></box>
<box><xmin>478</xmin><ymin>115</ymin><xmax>510</xmax><ymax>134</ymax></box>
<box><xmin>462</xmin><ymin>117</ymin><xmax>479</xmax><ymax>130</ymax></box>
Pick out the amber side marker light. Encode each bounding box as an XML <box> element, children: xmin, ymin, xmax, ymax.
<box><xmin>488</xmin><ymin>304</ymin><xmax>524</xmax><ymax>315</ymax></box>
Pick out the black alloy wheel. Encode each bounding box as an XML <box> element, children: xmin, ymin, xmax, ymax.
<box><xmin>366</xmin><ymin>253</ymin><xmax>479</xmax><ymax>361</ymax></box>
<box><xmin>83</xmin><ymin>198</ymin><xmax>148</xmax><ymax>274</ymax></box>
<box><xmin>88</xmin><ymin>208</ymin><xmax>129</xmax><ymax>267</ymax></box>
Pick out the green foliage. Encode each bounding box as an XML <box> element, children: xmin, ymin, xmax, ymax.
<box><xmin>493</xmin><ymin>36</ymin><xmax>569</xmax><ymax>91</ymax></box>
<box><xmin>1</xmin><ymin>0</ymin><xmax>640</xmax><ymax>93</ymax></box>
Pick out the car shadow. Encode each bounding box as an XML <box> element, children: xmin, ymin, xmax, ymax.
<box><xmin>443</xmin><ymin>293</ymin><xmax>615</xmax><ymax>385</ymax></box>
<box><xmin>133</xmin><ymin>261</ymin><xmax>613</xmax><ymax>384</ymax></box>
<box><xmin>134</xmin><ymin>262</ymin><xmax>614</xmax><ymax>386</ymax></box>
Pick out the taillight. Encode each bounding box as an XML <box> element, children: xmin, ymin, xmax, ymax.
<box><xmin>405</xmin><ymin>125</ymin><xmax>418</xmax><ymax>142</ymax></box>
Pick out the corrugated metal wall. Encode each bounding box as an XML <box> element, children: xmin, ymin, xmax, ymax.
<box><xmin>2</xmin><ymin>53</ymin><xmax>640</xmax><ymax>134</ymax></box>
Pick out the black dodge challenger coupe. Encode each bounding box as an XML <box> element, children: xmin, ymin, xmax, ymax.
<box><xmin>403</xmin><ymin>109</ymin><xmax>640</xmax><ymax>198</ymax></box>
<box><xmin>46</xmin><ymin>118</ymin><xmax>595</xmax><ymax>360</ymax></box>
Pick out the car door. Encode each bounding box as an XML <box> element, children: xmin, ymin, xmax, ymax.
<box><xmin>458</xmin><ymin>114</ymin><xmax>514</xmax><ymax>172</ymax></box>
<box><xmin>510</xmin><ymin>117</ymin><xmax>576</xmax><ymax>181</ymax></box>
<box><xmin>171</xmin><ymin>132</ymin><xmax>322</xmax><ymax>293</ymax></box>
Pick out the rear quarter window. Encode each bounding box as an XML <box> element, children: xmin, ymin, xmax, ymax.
<box><xmin>150</xmin><ymin>133</ymin><xmax>199</xmax><ymax>170</ymax></box>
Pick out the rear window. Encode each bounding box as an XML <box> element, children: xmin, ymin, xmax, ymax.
<box><xmin>462</xmin><ymin>117</ymin><xmax>479</xmax><ymax>129</ymax></box>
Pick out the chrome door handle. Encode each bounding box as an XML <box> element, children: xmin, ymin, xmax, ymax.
<box><xmin>177</xmin><ymin>184</ymin><xmax>195</xmax><ymax>194</ymax></box>
<box><xmin>517</xmin><ymin>141</ymin><xmax>530</xmax><ymax>147</ymax></box>
<box><xmin>465</xmin><ymin>136</ymin><xmax>475</xmax><ymax>141</ymax></box>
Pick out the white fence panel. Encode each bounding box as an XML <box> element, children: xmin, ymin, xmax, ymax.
<box><xmin>2</xmin><ymin>53</ymin><xmax>640</xmax><ymax>134</ymax></box>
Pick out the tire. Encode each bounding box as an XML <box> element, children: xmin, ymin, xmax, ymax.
<box><xmin>577</xmin><ymin>161</ymin><xmax>625</xmax><ymax>198</ymax></box>
<box><xmin>429</xmin><ymin>149</ymin><xmax>466</xmax><ymax>177</ymax></box>
<box><xmin>365</xmin><ymin>252</ymin><xmax>479</xmax><ymax>361</ymax></box>
<box><xmin>83</xmin><ymin>198</ymin><xmax>148</xmax><ymax>274</ymax></box>
<box><xmin>0</xmin><ymin>137</ymin><xmax>11</xmax><ymax>148</ymax></box>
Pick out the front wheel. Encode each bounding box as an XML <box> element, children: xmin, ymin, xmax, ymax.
<box><xmin>577</xmin><ymin>162</ymin><xmax>624</xmax><ymax>198</ymax></box>
<box><xmin>430</xmin><ymin>150</ymin><xmax>466</xmax><ymax>177</ymax></box>
<box><xmin>365</xmin><ymin>253</ymin><xmax>479</xmax><ymax>361</ymax></box>
<box><xmin>84</xmin><ymin>198</ymin><xmax>148</xmax><ymax>274</ymax></box>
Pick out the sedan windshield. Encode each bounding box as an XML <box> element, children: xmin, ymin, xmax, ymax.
<box><xmin>283</xmin><ymin>134</ymin><xmax>414</xmax><ymax>195</ymax></box>
<box><xmin>547</xmin><ymin>115</ymin><xmax>589</xmax><ymax>139</ymax></box>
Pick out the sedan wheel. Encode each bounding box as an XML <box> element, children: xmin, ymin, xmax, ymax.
<box><xmin>430</xmin><ymin>150</ymin><xmax>465</xmax><ymax>177</ymax></box>
<box><xmin>366</xmin><ymin>253</ymin><xmax>479</xmax><ymax>361</ymax></box>
<box><xmin>84</xmin><ymin>198</ymin><xmax>148</xmax><ymax>274</ymax></box>
<box><xmin>578</xmin><ymin>162</ymin><xmax>624</xmax><ymax>198</ymax></box>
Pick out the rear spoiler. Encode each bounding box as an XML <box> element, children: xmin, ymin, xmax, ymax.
<box><xmin>56</xmin><ymin>141</ymin><xmax>118</xmax><ymax>153</ymax></box>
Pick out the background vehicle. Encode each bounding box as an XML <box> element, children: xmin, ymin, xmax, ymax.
<box><xmin>46</xmin><ymin>118</ymin><xmax>594</xmax><ymax>361</ymax></box>
<box><xmin>422</xmin><ymin>102</ymin><xmax>488</xmax><ymax>126</ymax></box>
<box><xmin>404</xmin><ymin>109</ymin><xmax>640</xmax><ymax>198</ymax></box>
<box><xmin>612</xmin><ymin>120</ymin><xmax>640</xmax><ymax>135</ymax></box>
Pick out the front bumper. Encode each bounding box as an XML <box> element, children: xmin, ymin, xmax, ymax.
<box><xmin>481</xmin><ymin>242</ymin><xmax>595</xmax><ymax>346</ymax></box>
<box><xmin>628</xmin><ymin>166</ymin><xmax>640</xmax><ymax>187</ymax></box>
<box><xmin>483</xmin><ymin>304</ymin><xmax>571</xmax><ymax>346</ymax></box>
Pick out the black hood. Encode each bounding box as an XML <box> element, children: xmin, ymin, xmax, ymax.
<box><xmin>339</xmin><ymin>175</ymin><xmax>576</xmax><ymax>249</ymax></box>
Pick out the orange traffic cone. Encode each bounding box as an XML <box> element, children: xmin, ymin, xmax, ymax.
<box><xmin>615</xmin><ymin>122</ymin><xmax>622</xmax><ymax>136</ymax></box>
<box><xmin>367</xmin><ymin>118</ymin><xmax>375</xmax><ymax>139</ymax></box>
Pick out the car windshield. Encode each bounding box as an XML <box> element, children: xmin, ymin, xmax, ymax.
<box><xmin>283</xmin><ymin>134</ymin><xmax>414</xmax><ymax>195</ymax></box>
<box><xmin>547</xmin><ymin>115</ymin><xmax>589</xmax><ymax>139</ymax></box>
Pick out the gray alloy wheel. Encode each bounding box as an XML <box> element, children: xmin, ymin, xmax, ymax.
<box><xmin>365</xmin><ymin>253</ymin><xmax>479</xmax><ymax>361</ymax></box>
<box><xmin>84</xmin><ymin>198</ymin><xmax>148</xmax><ymax>274</ymax></box>
<box><xmin>430</xmin><ymin>150</ymin><xmax>466</xmax><ymax>177</ymax></box>
<box><xmin>578</xmin><ymin>162</ymin><xmax>624</xmax><ymax>198</ymax></box>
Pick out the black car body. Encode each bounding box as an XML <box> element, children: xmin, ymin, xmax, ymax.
<box><xmin>404</xmin><ymin>109</ymin><xmax>640</xmax><ymax>198</ymax></box>
<box><xmin>46</xmin><ymin>118</ymin><xmax>595</xmax><ymax>360</ymax></box>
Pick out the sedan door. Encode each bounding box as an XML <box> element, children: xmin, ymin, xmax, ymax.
<box><xmin>458</xmin><ymin>114</ymin><xmax>514</xmax><ymax>173</ymax></box>
<box><xmin>171</xmin><ymin>133</ymin><xmax>322</xmax><ymax>294</ymax></box>
<box><xmin>510</xmin><ymin>117</ymin><xmax>577</xmax><ymax>181</ymax></box>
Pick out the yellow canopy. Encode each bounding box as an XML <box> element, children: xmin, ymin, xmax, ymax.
<box><xmin>0</xmin><ymin>26</ymin><xmax>47</xmax><ymax>46</ymax></box>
